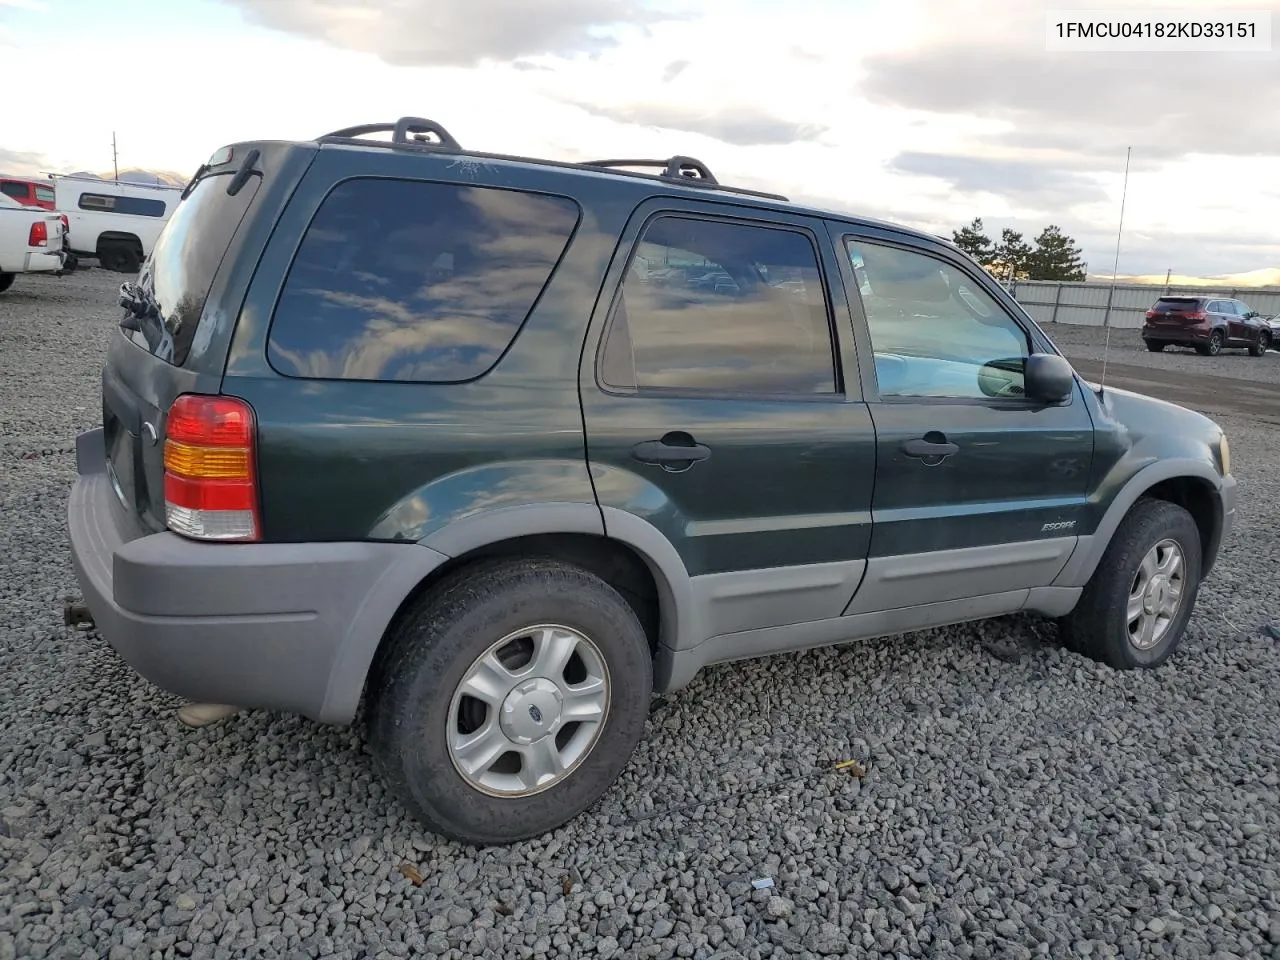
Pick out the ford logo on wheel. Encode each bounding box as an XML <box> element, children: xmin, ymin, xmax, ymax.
<box><xmin>528</xmin><ymin>705</ymin><xmax>543</xmax><ymax>724</ymax></box>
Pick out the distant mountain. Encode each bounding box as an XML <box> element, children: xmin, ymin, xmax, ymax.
<box><xmin>84</xmin><ymin>167</ymin><xmax>187</xmax><ymax>187</ymax></box>
<box><xmin>1088</xmin><ymin>268</ymin><xmax>1280</xmax><ymax>289</ymax></box>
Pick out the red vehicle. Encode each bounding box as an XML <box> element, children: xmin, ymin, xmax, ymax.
<box><xmin>1141</xmin><ymin>295</ymin><xmax>1271</xmax><ymax>357</ymax></box>
<box><xmin>0</xmin><ymin>177</ymin><xmax>56</xmax><ymax>210</ymax></box>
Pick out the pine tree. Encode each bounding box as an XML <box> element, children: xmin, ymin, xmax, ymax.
<box><xmin>1028</xmin><ymin>225</ymin><xmax>1088</xmax><ymax>281</ymax></box>
<box><xmin>994</xmin><ymin>228</ymin><xmax>1033</xmax><ymax>279</ymax></box>
<box><xmin>952</xmin><ymin>217</ymin><xmax>995</xmax><ymax>265</ymax></box>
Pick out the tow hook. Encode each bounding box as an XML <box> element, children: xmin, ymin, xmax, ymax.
<box><xmin>63</xmin><ymin>598</ymin><xmax>93</xmax><ymax>628</ymax></box>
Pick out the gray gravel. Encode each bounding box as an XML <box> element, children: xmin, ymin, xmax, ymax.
<box><xmin>3</xmin><ymin>268</ymin><xmax>1280</xmax><ymax>960</ymax></box>
<box><xmin>1044</xmin><ymin>321</ymin><xmax>1280</xmax><ymax>384</ymax></box>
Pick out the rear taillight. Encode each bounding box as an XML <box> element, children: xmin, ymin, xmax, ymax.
<box><xmin>28</xmin><ymin>221</ymin><xmax>47</xmax><ymax>247</ymax></box>
<box><xmin>1186</xmin><ymin>312</ymin><xmax>1208</xmax><ymax>321</ymax></box>
<box><xmin>59</xmin><ymin>214</ymin><xmax>68</xmax><ymax>232</ymax></box>
<box><xmin>162</xmin><ymin>394</ymin><xmax>260</xmax><ymax>542</ymax></box>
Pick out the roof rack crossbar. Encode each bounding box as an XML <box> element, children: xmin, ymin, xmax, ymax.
<box><xmin>582</xmin><ymin>156</ymin><xmax>719</xmax><ymax>185</ymax></box>
<box><xmin>317</xmin><ymin>117</ymin><xmax>462</xmax><ymax>150</ymax></box>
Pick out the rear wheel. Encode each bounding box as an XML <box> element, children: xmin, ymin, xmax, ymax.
<box><xmin>1058</xmin><ymin>497</ymin><xmax>1201</xmax><ymax>669</ymax></box>
<box><xmin>98</xmin><ymin>240</ymin><xmax>142</xmax><ymax>274</ymax></box>
<box><xmin>1249</xmin><ymin>332</ymin><xmax>1269</xmax><ymax>357</ymax></box>
<box><xmin>367</xmin><ymin>558</ymin><xmax>652</xmax><ymax>845</ymax></box>
<box><xmin>1145</xmin><ymin>341</ymin><xmax>1165</xmax><ymax>352</ymax></box>
<box><xmin>1198</xmin><ymin>330</ymin><xmax>1224</xmax><ymax>356</ymax></box>
<box><xmin>0</xmin><ymin>273</ymin><xmax>13</xmax><ymax>294</ymax></box>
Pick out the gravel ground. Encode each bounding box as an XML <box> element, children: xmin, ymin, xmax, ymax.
<box><xmin>1044</xmin><ymin>322</ymin><xmax>1280</xmax><ymax>384</ymax></box>
<box><xmin>3</xmin><ymin>269</ymin><xmax>1280</xmax><ymax>960</ymax></box>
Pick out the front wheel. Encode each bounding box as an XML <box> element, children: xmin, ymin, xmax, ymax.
<box><xmin>1058</xmin><ymin>498</ymin><xmax>1201</xmax><ymax>669</ymax></box>
<box><xmin>1249</xmin><ymin>333</ymin><xmax>1269</xmax><ymax>357</ymax></box>
<box><xmin>367</xmin><ymin>558</ymin><xmax>653</xmax><ymax>845</ymax></box>
<box><xmin>0</xmin><ymin>273</ymin><xmax>13</xmax><ymax>294</ymax></box>
<box><xmin>1145</xmin><ymin>341</ymin><xmax>1165</xmax><ymax>352</ymax></box>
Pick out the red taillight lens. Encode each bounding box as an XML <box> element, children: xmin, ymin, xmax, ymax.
<box><xmin>1186</xmin><ymin>312</ymin><xmax>1207</xmax><ymax>321</ymax></box>
<box><xmin>59</xmin><ymin>214</ymin><xmax>68</xmax><ymax>231</ymax></box>
<box><xmin>162</xmin><ymin>394</ymin><xmax>260</xmax><ymax>541</ymax></box>
<box><xmin>28</xmin><ymin>221</ymin><xmax>47</xmax><ymax>247</ymax></box>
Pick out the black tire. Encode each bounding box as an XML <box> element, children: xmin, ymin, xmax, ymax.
<box><xmin>367</xmin><ymin>558</ymin><xmax>653</xmax><ymax>845</ymax></box>
<box><xmin>1249</xmin><ymin>332</ymin><xmax>1269</xmax><ymax>357</ymax></box>
<box><xmin>98</xmin><ymin>242</ymin><xmax>141</xmax><ymax>274</ymax></box>
<box><xmin>1058</xmin><ymin>497</ymin><xmax>1202</xmax><ymax>669</ymax></box>
<box><xmin>1145</xmin><ymin>341</ymin><xmax>1165</xmax><ymax>352</ymax></box>
<box><xmin>118</xmin><ymin>245</ymin><xmax>141</xmax><ymax>274</ymax></box>
<box><xmin>0</xmin><ymin>272</ymin><xmax>13</xmax><ymax>294</ymax></box>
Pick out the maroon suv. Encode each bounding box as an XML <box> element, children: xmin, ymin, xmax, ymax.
<box><xmin>1142</xmin><ymin>295</ymin><xmax>1271</xmax><ymax>357</ymax></box>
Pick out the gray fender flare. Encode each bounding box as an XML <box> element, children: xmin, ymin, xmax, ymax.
<box><xmin>1053</xmin><ymin>458</ymin><xmax>1224</xmax><ymax>589</ymax></box>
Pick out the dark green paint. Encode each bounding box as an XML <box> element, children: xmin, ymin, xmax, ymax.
<box><xmin>103</xmin><ymin>135</ymin><xmax>1228</xmax><ymax>579</ymax></box>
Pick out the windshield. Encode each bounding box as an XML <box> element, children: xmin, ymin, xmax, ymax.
<box><xmin>124</xmin><ymin>171</ymin><xmax>261</xmax><ymax>366</ymax></box>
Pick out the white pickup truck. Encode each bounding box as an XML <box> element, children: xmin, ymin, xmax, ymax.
<box><xmin>0</xmin><ymin>192</ymin><xmax>66</xmax><ymax>293</ymax></box>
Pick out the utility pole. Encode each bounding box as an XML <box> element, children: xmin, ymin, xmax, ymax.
<box><xmin>1164</xmin><ymin>267</ymin><xmax>1171</xmax><ymax>294</ymax></box>
<box><xmin>112</xmin><ymin>132</ymin><xmax>119</xmax><ymax>182</ymax></box>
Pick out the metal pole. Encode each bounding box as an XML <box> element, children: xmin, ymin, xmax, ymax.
<box><xmin>112</xmin><ymin>132</ymin><xmax>119</xmax><ymax>183</ymax></box>
<box><xmin>1050</xmin><ymin>282</ymin><xmax>1063</xmax><ymax>323</ymax></box>
<box><xmin>1100</xmin><ymin>146</ymin><xmax>1132</xmax><ymax>387</ymax></box>
<box><xmin>1164</xmin><ymin>268</ymin><xmax>1171</xmax><ymax>294</ymax></box>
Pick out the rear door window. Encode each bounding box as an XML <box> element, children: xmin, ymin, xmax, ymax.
<box><xmin>598</xmin><ymin>215</ymin><xmax>838</xmax><ymax>396</ymax></box>
<box><xmin>266</xmin><ymin>178</ymin><xmax>580</xmax><ymax>383</ymax></box>
<box><xmin>125</xmin><ymin>172</ymin><xmax>262</xmax><ymax>366</ymax></box>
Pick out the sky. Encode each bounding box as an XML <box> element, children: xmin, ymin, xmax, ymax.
<box><xmin>2</xmin><ymin>0</ymin><xmax>1278</xmax><ymax>280</ymax></box>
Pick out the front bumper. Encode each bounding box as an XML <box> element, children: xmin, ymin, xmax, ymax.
<box><xmin>66</xmin><ymin>428</ymin><xmax>447</xmax><ymax>723</ymax></box>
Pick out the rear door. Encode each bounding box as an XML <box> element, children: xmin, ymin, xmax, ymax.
<box><xmin>581</xmin><ymin>199</ymin><xmax>877</xmax><ymax>639</ymax></box>
<box><xmin>99</xmin><ymin>144</ymin><xmax>305</xmax><ymax>532</ymax></box>
<box><xmin>832</xmin><ymin>226</ymin><xmax>1095</xmax><ymax>611</ymax></box>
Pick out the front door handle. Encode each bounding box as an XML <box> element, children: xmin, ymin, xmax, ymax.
<box><xmin>901</xmin><ymin>433</ymin><xmax>959</xmax><ymax>462</ymax></box>
<box><xmin>630</xmin><ymin>432</ymin><xmax>711</xmax><ymax>471</ymax></box>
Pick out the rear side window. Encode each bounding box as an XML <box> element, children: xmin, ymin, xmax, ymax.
<box><xmin>79</xmin><ymin>193</ymin><xmax>168</xmax><ymax>217</ymax></box>
<box><xmin>35</xmin><ymin>186</ymin><xmax>54</xmax><ymax>204</ymax></box>
<box><xmin>598</xmin><ymin>215</ymin><xmax>837</xmax><ymax>396</ymax></box>
<box><xmin>266</xmin><ymin>178</ymin><xmax>580</xmax><ymax>383</ymax></box>
<box><xmin>126</xmin><ymin>172</ymin><xmax>262</xmax><ymax>366</ymax></box>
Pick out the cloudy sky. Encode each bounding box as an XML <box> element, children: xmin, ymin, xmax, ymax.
<box><xmin>2</xmin><ymin>0</ymin><xmax>1277</xmax><ymax>278</ymax></box>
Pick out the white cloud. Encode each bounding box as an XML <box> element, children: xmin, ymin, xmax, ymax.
<box><xmin>1</xmin><ymin>0</ymin><xmax>1276</xmax><ymax>277</ymax></box>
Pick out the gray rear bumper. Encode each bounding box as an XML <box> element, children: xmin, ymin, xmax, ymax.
<box><xmin>66</xmin><ymin>428</ymin><xmax>448</xmax><ymax>724</ymax></box>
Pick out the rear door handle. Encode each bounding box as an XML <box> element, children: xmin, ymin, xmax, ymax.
<box><xmin>631</xmin><ymin>432</ymin><xmax>711</xmax><ymax>471</ymax></box>
<box><xmin>901</xmin><ymin>434</ymin><xmax>959</xmax><ymax>461</ymax></box>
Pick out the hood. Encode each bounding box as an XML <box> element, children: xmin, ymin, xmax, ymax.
<box><xmin>1085</xmin><ymin>380</ymin><xmax>1224</xmax><ymax>448</ymax></box>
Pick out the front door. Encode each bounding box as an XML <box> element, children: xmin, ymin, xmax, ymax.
<box><xmin>580</xmin><ymin>201</ymin><xmax>878</xmax><ymax>640</ymax></box>
<box><xmin>832</xmin><ymin>228</ymin><xmax>1096</xmax><ymax>612</ymax></box>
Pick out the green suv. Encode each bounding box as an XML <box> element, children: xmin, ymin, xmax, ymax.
<box><xmin>66</xmin><ymin>117</ymin><xmax>1237</xmax><ymax>845</ymax></box>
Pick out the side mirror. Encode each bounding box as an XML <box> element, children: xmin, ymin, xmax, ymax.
<box><xmin>1024</xmin><ymin>353</ymin><xmax>1075</xmax><ymax>404</ymax></box>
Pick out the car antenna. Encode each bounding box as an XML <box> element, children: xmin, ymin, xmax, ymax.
<box><xmin>1099</xmin><ymin>145</ymin><xmax>1132</xmax><ymax>396</ymax></box>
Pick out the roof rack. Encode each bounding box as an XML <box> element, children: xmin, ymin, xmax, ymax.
<box><xmin>317</xmin><ymin>117</ymin><xmax>462</xmax><ymax>151</ymax></box>
<box><xmin>313</xmin><ymin>115</ymin><xmax>788</xmax><ymax>202</ymax></box>
<box><xmin>580</xmin><ymin>156</ymin><xmax>719</xmax><ymax>184</ymax></box>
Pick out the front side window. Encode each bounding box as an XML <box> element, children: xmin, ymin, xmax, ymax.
<box><xmin>600</xmin><ymin>215</ymin><xmax>837</xmax><ymax>396</ymax></box>
<box><xmin>267</xmin><ymin>178</ymin><xmax>580</xmax><ymax>383</ymax></box>
<box><xmin>847</xmin><ymin>239</ymin><xmax>1031</xmax><ymax>401</ymax></box>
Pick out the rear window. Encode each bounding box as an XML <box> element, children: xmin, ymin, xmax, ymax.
<box><xmin>125</xmin><ymin>172</ymin><xmax>261</xmax><ymax>366</ymax></box>
<box><xmin>265</xmin><ymin>178</ymin><xmax>580</xmax><ymax>383</ymax></box>
<box><xmin>1152</xmin><ymin>298</ymin><xmax>1202</xmax><ymax>311</ymax></box>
